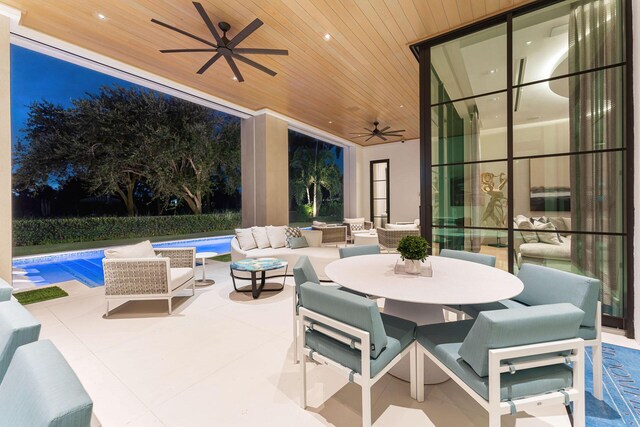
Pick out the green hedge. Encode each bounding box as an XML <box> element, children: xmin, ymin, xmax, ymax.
<box><xmin>13</xmin><ymin>211</ymin><xmax>241</xmax><ymax>246</ymax></box>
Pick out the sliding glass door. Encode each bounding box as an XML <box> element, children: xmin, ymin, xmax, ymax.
<box><xmin>415</xmin><ymin>0</ymin><xmax>632</xmax><ymax>331</ymax></box>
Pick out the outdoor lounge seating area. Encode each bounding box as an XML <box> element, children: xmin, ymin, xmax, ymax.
<box><xmin>1</xmin><ymin>0</ymin><xmax>640</xmax><ymax>426</ymax></box>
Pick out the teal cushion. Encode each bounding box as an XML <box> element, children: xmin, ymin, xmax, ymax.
<box><xmin>459</xmin><ymin>303</ymin><xmax>584</xmax><ymax>377</ymax></box>
<box><xmin>0</xmin><ymin>340</ymin><xmax>93</xmax><ymax>427</ymax></box>
<box><xmin>339</xmin><ymin>245</ymin><xmax>380</xmax><ymax>258</ymax></box>
<box><xmin>578</xmin><ymin>326</ymin><xmax>597</xmax><ymax>340</ymax></box>
<box><xmin>516</xmin><ymin>264</ymin><xmax>600</xmax><ymax>328</ymax></box>
<box><xmin>293</xmin><ymin>256</ymin><xmax>319</xmax><ymax>308</ymax></box>
<box><xmin>288</xmin><ymin>236</ymin><xmax>309</xmax><ymax>249</ymax></box>
<box><xmin>0</xmin><ymin>301</ymin><xmax>41</xmax><ymax>383</ymax></box>
<box><xmin>380</xmin><ymin>313</ymin><xmax>416</xmax><ymax>351</ymax></box>
<box><xmin>305</xmin><ymin>331</ymin><xmax>401</xmax><ymax>378</ymax></box>
<box><xmin>460</xmin><ymin>299</ymin><xmax>526</xmax><ymax>319</ymax></box>
<box><xmin>416</xmin><ymin>321</ymin><xmax>573</xmax><ymax>401</ymax></box>
<box><xmin>0</xmin><ymin>280</ymin><xmax>12</xmax><ymax>302</ymax></box>
<box><xmin>439</xmin><ymin>249</ymin><xmax>496</xmax><ymax>267</ymax></box>
<box><xmin>300</xmin><ymin>282</ymin><xmax>388</xmax><ymax>358</ymax></box>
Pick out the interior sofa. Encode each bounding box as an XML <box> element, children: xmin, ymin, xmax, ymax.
<box><xmin>514</xmin><ymin>215</ymin><xmax>572</xmax><ymax>270</ymax></box>
<box><xmin>231</xmin><ymin>228</ymin><xmax>340</xmax><ymax>280</ymax></box>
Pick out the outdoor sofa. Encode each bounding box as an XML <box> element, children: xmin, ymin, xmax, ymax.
<box><xmin>231</xmin><ymin>227</ymin><xmax>341</xmax><ymax>281</ymax></box>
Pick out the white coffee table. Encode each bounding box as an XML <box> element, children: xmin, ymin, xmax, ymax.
<box><xmin>353</xmin><ymin>231</ymin><xmax>379</xmax><ymax>246</ymax></box>
<box><xmin>195</xmin><ymin>251</ymin><xmax>218</xmax><ymax>286</ymax></box>
<box><xmin>325</xmin><ymin>254</ymin><xmax>524</xmax><ymax>385</ymax></box>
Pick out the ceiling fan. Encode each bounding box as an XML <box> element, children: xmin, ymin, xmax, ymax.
<box><xmin>151</xmin><ymin>2</ymin><xmax>288</xmax><ymax>82</ymax></box>
<box><xmin>350</xmin><ymin>121</ymin><xmax>405</xmax><ymax>142</ymax></box>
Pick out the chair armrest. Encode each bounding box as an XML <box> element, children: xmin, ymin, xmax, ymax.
<box><xmin>102</xmin><ymin>258</ymin><xmax>171</xmax><ymax>295</ymax></box>
<box><xmin>154</xmin><ymin>247</ymin><xmax>195</xmax><ymax>269</ymax></box>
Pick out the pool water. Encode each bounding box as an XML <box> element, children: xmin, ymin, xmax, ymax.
<box><xmin>12</xmin><ymin>236</ymin><xmax>234</xmax><ymax>288</ymax></box>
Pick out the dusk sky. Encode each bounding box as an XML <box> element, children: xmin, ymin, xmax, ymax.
<box><xmin>10</xmin><ymin>45</ymin><xmax>134</xmax><ymax>147</ymax></box>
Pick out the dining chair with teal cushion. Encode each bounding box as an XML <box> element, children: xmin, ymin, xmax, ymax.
<box><xmin>0</xmin><ymin>339</ymin><xmax>93</xmax><ymax>427</ymax></box>
<box><xmin>0</xmin><ymin>279</ymin><xmax>12</xmax><ymax>302</ymax></box>
<box><xmin>292</xmin><ymin>256</ymin><xmax>322</xmax><ymax>363</ymax></box>
<box><xmin>339</xmin><ymin>245</ymin><xmax>381</xmax><ymax>259</ymax></box>
<box><xmin>298</xmin><ymin>281</ymin><xmax>417</xmax><ymax>427</ymax></box>
<box><xmin>460</xmin><ymin>263</ymin><xmax>604</xmax><ymax>400</ymax></box>
<box><xmin>0</xmin><ymin>300</ymin><xmax>41</xmax><ymax>383</ymax></box>
<box><xmin>439</xmin><ymin>249</ymin><xmax>497</xmax><ymax>320</ymax></box>
<box><xmin>416</xmin><ymin>303</ymin><xmax>586</xmax><ymax>427</ymax></box>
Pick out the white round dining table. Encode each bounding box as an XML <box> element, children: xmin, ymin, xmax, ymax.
<box><xmin>324</xmin><ymin>253</ymin><xmax>524</xmax><ymax>384</ymax></box>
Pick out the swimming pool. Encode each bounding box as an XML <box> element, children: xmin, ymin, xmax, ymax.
<box><xmin>12</xmin><ymin>235</ymin><xmax>234</xmax><ymax>288</ymax></box>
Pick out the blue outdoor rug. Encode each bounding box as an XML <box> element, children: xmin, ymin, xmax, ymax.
<box><xmin>587</xmin><ymin>343</ymin><xmax>640</xmax><ymax>426</ymax></box>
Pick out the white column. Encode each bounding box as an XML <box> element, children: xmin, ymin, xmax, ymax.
<box><xmin>0</xmin><ymin>14</ymin><xmax>11</xmax><ymax>283</ymax></box>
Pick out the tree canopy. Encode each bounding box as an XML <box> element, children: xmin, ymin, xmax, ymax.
<box><xmin>13</xmin><ymin>85</ymin><xmax>241</xmax><ymax>216</ymax></box>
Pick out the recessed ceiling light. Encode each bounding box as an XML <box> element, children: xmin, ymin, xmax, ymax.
<box><xmin>491</xmin><ymin>97</ymin><xmax>499</xmax><ymax>101</ymax></box>
<box><xmin>328</xmin><ymin>121</ymin><xmax>333</xmax><ymax>124</ymax></box>
<box><xmin>232</xmin><ymin>76</ymin><xmax>238</xmax><ymax>81</ymax></box>
<box><xmin>96</xmin><ymin>12</ymin><xmax>107</xmax><ymax>20</ymax></box>
<box><xmin>323</xmin><ymin>33</ymin><xmax>331</xmax><ymax>41</ymax></box>
<box><xmin>488</xmin><ymin>69</ymin><xmax>497</xmax><ymax>74</ymax></box>
<box><xmin>526</xmin><ymin>40</ymin><xmax>533</xmax><ymax>45</ymax></box>
<box><xmin>399</xmin><ymin>104</ymin><xmax>404</xmax><ymax>108</ymax></box>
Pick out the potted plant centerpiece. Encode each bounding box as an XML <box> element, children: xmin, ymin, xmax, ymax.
<box><xmin>397</xmin><ymin>235</ymin><xmax>430</xmax><ymax>274</ymax></box>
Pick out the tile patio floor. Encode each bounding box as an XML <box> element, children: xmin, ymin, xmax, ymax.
<box><xmin>22</xmin><ymin>260</ymin><xmax>638</xmax><ymax>427</ymax></box>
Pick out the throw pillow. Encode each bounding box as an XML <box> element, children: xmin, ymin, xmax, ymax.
<box><xmin>235</xmin><ymin>228</ymin><xmax>257</xmax><ymax>251</ymax></box>
<box><xmin>285</xmin><ymin>227</ymin><xmax>302</xmax><ymax>247</ymax></box>
<box><xmin>104</xmin><ymin>240</ymin><xmax>156</xmax><ymax>259</ymax></box>
<box><xmin>350</xmin><ymin>223</ymin><xmax>364</xmax><ymax>232</ymax></box>
<box><xmin>515</xmin><ymin>217</ymin><xmax>538</xmax><ymax>243</ymax></box>
<box><xmin>534</xmin><ymin>221</ymin><xmax>561</xmax><ymax>245</ymax></box>
<box><xmin>344</xmin><ymin>217</ymin><xmax>366</xmax><ymax>224</ymax></box>
<box><xmin>562</xmin><ymin>216</ymin><xmax>572</xmax><ymax>232</ymax></box>
<box><xmin>251</xmin><ymin>227</ymin><xmax>271</xmax><ymax>249</ymax></box>
<box><xmin>266</xmin><ymin>225</ymin><xmax>287</xmax><ymax>249</ymax></box>
<box><xmin>312</xmin><ymin>221</ymin><xmax>327</xmax><ymax>226</ymax></box>
<box><xmin>288</xmin><ymin>236</ymin><xmax>309</xmax><ymax>249</ymax></box>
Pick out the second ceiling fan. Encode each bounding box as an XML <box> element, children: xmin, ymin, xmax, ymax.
<box><xmin>151</xmin><ymin>2</ymin><xmax>288</xmax><ymax>82</ymax></box>
<box><xmin>351</xmin><ymin>121</ymin><xmax>405</xmax><ymax>142</ymax></box>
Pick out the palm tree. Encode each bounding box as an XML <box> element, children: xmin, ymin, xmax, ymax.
<box><xmin>290</xmin><ymin>141</ymin><xmax>342</xmax><ymax>217</ymax></box>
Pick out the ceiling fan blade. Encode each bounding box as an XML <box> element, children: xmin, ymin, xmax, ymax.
<box><xmin>233</xmin><ymin>48</ymin><xmax>288</xmax><ymax>55</ymax></box>
<box><xmin>231</xmin><ymin>54</ymin><xmax>276</xmax><ymax>76</ymax></box>
<box><xmin>228</xmin><ymin>18</ymin><xmax>263</xmax><ymax>48</ymax></box>
<box><xmin>382</xmin><ymin>134</ymin><xmax>404</xmax><ymax>138</ymax></box>
<box><xmin>365</xmin><ymin>135</ymin><xmax>375</xmax><ymax>142</ymax></box>
<box><xmin>160</xmin><ymin>48</ymin><xmax>217</xmax><ymax>53</ymax></box>
<box><xmin>192</xmin><ymin>2</ymin><xmax>223</xmax><ymax>44</ymax></box>
<box><xmin>389</xmin><ymin>129</ymin><xmax>406</xmax><ymax>133</ymax></box>
<box><xmin>224</xmin><ymin>55</ymin><xmax>245</xmax><ymax>82</ymax></box>
<box><xmin>377</xmin><ymin>135</ymin><xmax>388</xmax><ymax>141</ymax></box>
<box><xmin>363</xmin><ymin>128</ymin><xmax>373</xmax><ymax>132</ymax></box>
<box><xmin>151</xmin><ymin>18</ymin><xmax>217</xmax><ymax>48</ymax></box>
<box><xmin>378</xmin><ymin>126</ymin><xmax>390</xmax><ymax>133</ymax></box>
<box><xmin>350</xmin><ymin>133</ymin><xmax>370</xmax><ymax>135</ymax></box>
<box><xmin>350</xmin><ymin>135</ymin><xmax>369</xmax><ymax>138</ymax></box>
<box><xmin>197</xmin><ymin>52</ymin><xmax>223</xmax><ymax>74</ymax></box>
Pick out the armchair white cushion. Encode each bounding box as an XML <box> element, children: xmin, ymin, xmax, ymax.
<box><xmin>104</xmin><ymin>240</ymin><xmax>156</xmax><ymax>259</ymax></box>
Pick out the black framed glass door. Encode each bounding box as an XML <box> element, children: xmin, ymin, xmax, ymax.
<box><xmin>413</xmin><ymin>0</ymin><xmax>633</xmax><ymax>334</ymax></box>
<box><xmin>370</xmin><ymin>160</ymin><xmax>390</xmax><ymax>228</ymax></box>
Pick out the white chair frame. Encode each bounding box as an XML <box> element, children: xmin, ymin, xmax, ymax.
<box><xmin>299</xmin><ymin>306</ymin><xmax>416</xmax><ymax>427</ymax></box>
<box><xmin>416</xmin><ymin>337</ymin><xmax>585</xmax><ymax>427</ymax></box>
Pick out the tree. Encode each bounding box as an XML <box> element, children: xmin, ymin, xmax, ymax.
<box><xmin>290</xmin><ymin>141</ymin><xmax>342</xmax><ymax>217</ymax></box>
<box><xmin>69</xmin><ymin>86</ymin><xmax>170</xmax><ymax>216</ymax></box>
<box><xmin>149</xmin><ymin>100</ymin><xmax>241</xmax><ymax>215</ymax></box>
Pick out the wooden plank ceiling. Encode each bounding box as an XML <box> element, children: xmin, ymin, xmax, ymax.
<box><xmin>4</xmin><ymin>0</ymin><xmax>534</xmax><ymax>145</ymax></box>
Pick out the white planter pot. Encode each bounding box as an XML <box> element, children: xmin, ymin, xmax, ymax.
<box><xmin>404</xmin><ymin>259</ymin><xmax>422</xmax><ymax>274</ymax></box>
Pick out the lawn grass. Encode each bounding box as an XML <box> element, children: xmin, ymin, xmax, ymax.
<box><xmin>13</xmin><ymin>229</ymin><xmax>236</xmax><ymax>257</ymax></box>
<box><xmin>14</xmin><ymin>286</ymin><xmax>69</xmax><ymax>305</ymax></box>
<box><xmin>212</xmin><ymin>253</ymin><xmax>232</xmax><ymax>262</ymax></box>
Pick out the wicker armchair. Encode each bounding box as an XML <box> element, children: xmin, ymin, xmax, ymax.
<box><xmin>102</xmin><ymin>247</ymin><xmax>196</xmax><ymax>316</ymax></box>
<box><xmin>376</xmin><ymin>227</ymin><xmax>421</xmax><ymax>252</ymax></box>
<box><xmin>343</xmin><ymin>220</ymin><xmax>373</xmax><ymax>241</ymax></box>
<box><xmin>311</xmin><ymin>225</ymin><xmax>348</xmax><ymax>246</ymax></box>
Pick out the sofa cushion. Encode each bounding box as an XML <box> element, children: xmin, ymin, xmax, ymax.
<box><xmin>300</xmin><ymin>282</ymin><xmax>388</xmax><ymax>358</ymax></box>
<box><xmin>289</xmin><ymin>236</ymin><xmax>309</xmax><ymax>249</ymax></box>
<box><xmin>265</xmin><ymin>226</ymin><xmax>287</xmax><ymax>249</ymax></box>
<box><xmin>285</xmin><ymin>227</ymin><xmax>302</xmax><ymax>247</ymax></box>
<box><xmin>170</xmin><ymin>268</ymin><xmax>194</xmax><ymax>291</ymax></box>
<box><xmin>235</xmin><ymin>228</ymin><xmax>257</xmax><ymax>251</ymax></box>
<box><xmin>344</xmin><ymin>217</ymin><xmax>366</xmax><ymax>225</ymax></box>
<box><xmin>0</xmin><ymin>301</ymin><xmax>41</xmax><ymax>383</ymax></box>
<box><xmin>386</xmin><ymin>223</ymin><xmax>418</xmax><ymax>230</ymax></box>
<box><xmin>458</xmin><ymin>303</ymin><xmax>584</xmax><ymax>377</ymax></box>
<box><xmin>300</xmin><ymin>230</ymin><xmax>322</xmax><ymax>247</ymax></box>
<box><xmin>380</xmin><ymin>313</ymin><xmax>416</xmax><ymax>351</ymax></box>
<box><xmin>416</xmin><ymin>320</ymin><xmax>574</xmax><ymax>401</ymax></box>
<box><xmin>104</xmin><ymin>240</ymin><xmax>156</xmax><ymax>259</ymax></box>
<box><xmin>251</xmin><ymin>227</ymin><xmax>271</xmax><ymax>249</ymax></box>
<box><xmin>534</xmin><ymin>221</ymin><xmax>561</xmax><ymax>245</ymax></box>
<box><xmin>0</xmin><ymin>340</ymin><xmax>93</xmax><ymax>427</ymax></box>
<box><xmin>519</xmin><ymin>239</ymin><xmax>571</xmax><ymax>261</ymax></box>
<box><xmin>515</xmin><ymin>264</ymin><xmax>600</xmax><ymax>328</ymax></box>
<box><xmin>515</xmin><ymin>217</ymin><xmax>538</xmax><ymax>243</ymax></box>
